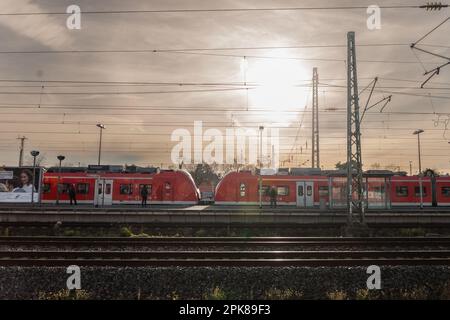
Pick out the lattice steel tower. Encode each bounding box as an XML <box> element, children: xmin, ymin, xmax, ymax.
<box><xmin>311</xmin><ymin>67</ymin><xmax>319</xmax><ymax>168</ymax></box>
<box><xmin>346</xmin><ymin>32</ymin><xmax>365</xmax><ymax>223</ymax></box>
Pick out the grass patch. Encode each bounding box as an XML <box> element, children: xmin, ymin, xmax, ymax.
<box><xmin>203</xmin><ymin>287</ymin><xmax>227</xmax><ymax>300</ymax></box>
<box><xmin>38</xmin><ymin>289</ymin><xmax>90</xmax><ymax>300</ymax></box>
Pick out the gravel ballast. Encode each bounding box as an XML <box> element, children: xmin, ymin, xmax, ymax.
<box><xmin>1</xmin><ymin>266</ymin><xmax>450</xmax><ymax>299</ymax></box>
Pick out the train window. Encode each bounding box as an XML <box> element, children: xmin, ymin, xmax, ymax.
<box><xmin>319</xmin><ymin>186</ymin><xmax>329</xmax><ymax>196</ymax></box>
<box><xmin>258</xmin><ymin>185</ymin><xmax>270</xmax><ymax>196</ymax></box>
<box><xmin>306</xmin><ymin>185</ymin><xmax>313</xmax><ymax>196</ymax></box>
<box><xmin>442</xmin><ymin>187</ymin><xmax>450</xmax><ymax>197</ymax></box>
<box><xmin>58</xmin><ymin>183</ymin><xmax>70</xmax><ymax>194</ymax></box>
<box><xmin>414</xmin><ymin>186</ymin><xmax>427</xmax><ymax>197</ymax></box>
<box><xmin>42</xmin><ymin>183</ymin><xmax>51</xmax><ymax>193</ymax></box>
<box><xmin>140</xmin><ymin>184</ymin><xmax>152</xmax><ymax>195</ymax></box>
<box><xmin>277</xmin><ymin>186</ymin><xmax>289</xmax><ymax>196</ymax></box>
<box><xmin>119</xmin><ymin>184</ymin><xmax>133</xmax><ymax>195</ymax></box>
<box><xmin>373</xmin><ymin>186</ymin><xmax>385</xmax><ymax>194</ymax></box>
<box><xmin>396</xmin><ymin>186</ymin><xmax>408</xmax><ymax>197</ymax></box>
<box><xmin>77</xmin><ymin>183</ymin><xmax>89</xmax><ymax>194</ymax></box>
<box><xmin>165</xmin><ymin>182</ymin><xmax>171</xmax><ymax>190</ymax></box>
<box><xmin>105</xmin><ymin>184</ymin><xmax>111</xmax><ymax>195</ymax></box>
<box><xmin>240</xmin><ymin>183</ymin><xmax>246</xmax><ymax>197</ymax></box>
<box><xmin>298</xmin><ymin>185</ymin><xmax>304</xmax><ymax>196</ymax></box>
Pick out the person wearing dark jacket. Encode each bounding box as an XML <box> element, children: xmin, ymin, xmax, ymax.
<box><xmin>68</xmin><ymin>184</ymin><xmax>77</xmax><ymax>205</ymax></box>
<box><xmin>269</xmin><ymin>186</ymin><xmax>278</xmax><ymax>208</ymax></box>
<box><xmin>141</xmin><ymin>185</ymin><xmax>149</xmax><ymax>207</ymax></box>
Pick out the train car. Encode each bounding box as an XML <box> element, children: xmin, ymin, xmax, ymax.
<box><xmin>391</xmin><ymin>176</ymin><xmax>450</xmax><ymax>207</ymax></box>
<box><xmin>42</xmin><ymin>166</ymin><xmax>200</xmax><ymax>205</ymax></box>
<box><xmin>215</xmin><ymin>169</ymin><xmax>450</xmax><ymax>208</ymax></box>
<box><xmin>435</xmin><ymin>176</ymin><xmax>450</xmax><ymax>206</ymax></box>
<box><xmin>390</xmin><ymin>176</ymin><xmax>433</xmax><ymax>207</ymax></box>
<box><xmin>214</xmin><ymin>170</ymin><xmax>330</xmax><ymax>207</ymax></box>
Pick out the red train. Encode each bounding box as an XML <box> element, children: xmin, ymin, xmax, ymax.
<box><xmin>42</xmin><ymin>165</ymin><xmax>200</xmax><ymax>205</ymax></box>
<box><xmin>40</xmin><ymin>165</ymin><xmax>450</xmax><ymax>208</ymax></box>
<box><xmin>214</xmin><ymin>170</ymin><xmax>450</xmax><ymax>208</ymax></box>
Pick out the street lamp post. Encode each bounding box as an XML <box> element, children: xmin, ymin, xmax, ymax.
<box><xmin>259</xmin><ymin>126</ymin><xmax>264</xmax><ymax>209</ymax></box>
<box><xmin>96</xmin><ymin>123</ymin><xmax>106</xmax><ymax>165</ymax></box>
<box><xmin>56</xmin><ymin>155</ymin><xmax>65</xmax><ymax>205</ymax></box>
<box><xmin>30</xmin><ymin>150</ymin><xmax>40</xmax><ymax>205</ymax></box>
<box><xmin>413</xmin><ymin>129</ymin><xmax>424</xmax><ymax>209</ymax></box>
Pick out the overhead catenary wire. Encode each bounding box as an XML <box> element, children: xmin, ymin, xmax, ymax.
<box><xmin>0</xmin><ymin>4</ymin><xmax>446</xmax><ymax>16</ymax></box>
<box><xmin>412</xmin><ymin>17</ymin><xmax>450</xmax><ymax>47</ymax></box>
<box><xmin>0</xmin><ymin>43</ymin><xmax>447</xmax><ymax>55</ymax></box>
<box><xmin>410</xmin><ymin>17</ymin><xmax>450</xmax><ymax>87</ymax></box>
<box><xmin>1</xmin><ymin>120</ymin><xmax>448</xmax><ymax>132</ymax></box>
<box><xmin>0</xmin><ymin>6</ymin><xmax>448</xmax><ymax>168</ymax></box>
<box><xmin>0</xmin><ymin>101</ymin><xmax>449</xmax><ymax>115</ymax></box>
<box><xmin>0</xmin><ymin>47</ymin><xmax>444</xmax><ymax>66</ymax></box>
<box><xmin>0</xmin><ymin>84</ymin><xmax>449</xmax><ymax>96</ymax></box>
<box><xmin>0</xmin><ymin>130</ymin><xmax>445</xmax><ymax>139</ymax></box>
<box><xmin>0</xmin><ymin>77</ymin><xmax>450</xmax><ymax>87</ymax></box>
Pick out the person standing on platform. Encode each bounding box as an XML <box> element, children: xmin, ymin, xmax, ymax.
<box><xmin>141</xmin><ymin>185</ymin><xmax>149</xmax><ymax>207</ymax></box>
<box><xmin>68</xmin><ymin>184</ymin><xmax>77</xmax><ymax>205</ymax></box>
<box><xmin>269</xmin><ymin>186</ymin><xmax>278</xmax><ymax>208</ymax></box>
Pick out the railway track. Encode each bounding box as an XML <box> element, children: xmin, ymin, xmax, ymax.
<box><xmin>2</xmin><ymin>236</ymin><xmax>450</xmax><ymax>247</ymax></box>
<box><xmin>1</xmin><ymin>236</ymin><xmax>450</xmax><ymax>266</ymax></box>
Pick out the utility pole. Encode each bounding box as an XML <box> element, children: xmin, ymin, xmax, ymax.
<box><xmin>17</xmin><ymin>136</ymin><xmax>27</xmax><ymax>167</ymax></box>
<box><xmin>311</xmin><ymin>67</ymin><xmax>320</xmax><ymax>168</ymax></box>
<box><xmin>346</xmin><ymin>31</ymin><xmax>365</xmax><ymax>224</ymax></box>
<box><xmin>30</xmin><ymin>150</ymin><xmax>40</xmax><ymax>205</ymax></box>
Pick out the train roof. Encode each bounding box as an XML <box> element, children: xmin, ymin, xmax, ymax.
<box><xmin>225</xmin><ymin>169</ymin><xmax>404</xmax><ymax>179</ymax></box>
<box><xmin>46</xmin><ymin>167</ymin><xmax>87</xmax><ymax>173</ymax></box>
<box><xmin>250</xmin><ymin>168</ymin><xmax>397</xmax><ymax>177</ymax></box>
<box><xmin>46</xmin><ymin>165</ymin><xmax>159</xmax><ymax>174</ymax></box>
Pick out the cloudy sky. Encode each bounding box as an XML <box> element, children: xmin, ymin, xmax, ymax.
<box><xmin>0</xmin><ymin>0</ymin><xmax>448</xmax><ymax>173</ymax></box>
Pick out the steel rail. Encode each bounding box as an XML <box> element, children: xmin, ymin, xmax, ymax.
<box><xmin>1</xmin><ymin>258</ymin><xmax>449</xmax><ymax>267</ymax></box>
<box><xmin>2</xmin><ymin>237</ymin><xmax>450</xmax><ymax>266</ymax></box>
<box><xmin>2</xmin><ymin>250</ymin><xmax>450</xmax><ymax>259</ymax></box>
<box><xmin>2</xmin><ymin>236</ymin><xmax>450</xmax><ymax>249</ymax></box>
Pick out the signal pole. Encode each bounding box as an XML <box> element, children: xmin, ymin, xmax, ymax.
<box><xmin>17</xmin><ymin>136</ymin><xmax>27</xmax><ymax>167</ymax></box>
<box><xmin>346</xmin><ymin>32</ymin><xmax>365</xmax><ymax>224</ymax></box>
<box><xmin>259</xmin><ymin>126</ymin><xmax>264</xmax><ymax>209</ymax></box>
<box><xmin>96</xmin><ymin>124</ymin><xmax>106</xmax><ymax>165</ymax></box>
<box><xmin>312</xmin><ymin>68</ymin><xmax>320</xmax><ymax>168</ymax></box>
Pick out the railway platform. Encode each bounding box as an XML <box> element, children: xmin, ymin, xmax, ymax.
<box><xmin>1</xmin><ymin>206</ymin><xmax>450</xmax><ymax>227</ymax></box>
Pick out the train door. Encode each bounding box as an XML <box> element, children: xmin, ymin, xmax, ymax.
<box><xmin>95</xmin><ymin>179</ymin><xmax>113</xmax><ymax>206</ymax></box>
<box><xmin>163</xmin><ymin>181</ymin><xmax>173</xmax><ymax>202</ymax></box>
<box><xmin>296</xmin><ymin>181</ymin><xmax>314</xmax><ymax>208</ymax></box>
